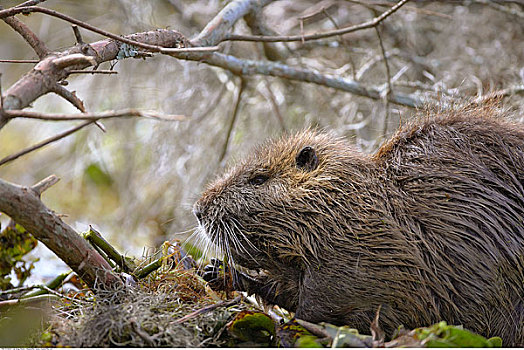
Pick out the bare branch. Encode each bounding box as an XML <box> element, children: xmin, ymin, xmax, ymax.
<box><xmin>0</xmin><ymin>121</ymin><xmax>95</xmax><ymax>166</ymax></box>
<box><xmin>0</xmin><ymin>6</ymin><xmax>190</xmax><ymax>53</ymax></box>
<box><xmin>0</xmin><ymin>6</ymin><xmax>219</xmax><ymax>54</ymax></box>
<box><xmin>0</xmin><ymin>294</ymin><xmax>59</xmax><ymax>307</ymax></box>
<box><xmin>0</xmin><ymin>73</ymin><xmax>3</xmax><ymax>110</ymax></box>
<box><xmin>219</xmin><ymin>78</ymin><xmax>246</xmax><ymax>164</ymax></box>
<box><xmin>172</xmin><ymin>51</ymin><xmax>425</xmax><ymax>108</ymax></box>
<box><xmin>52</xmin><ymin>53</ymin><xmax>97</xmax><ymax>69</ymax></box>
<box><xmin>0</xmin><ymin>28</ymin><xmax>188</xmax><ymax>129</ymax></box>
<box><xmin>356</xmin><ymin>48</ymin><xmax>401</xmax><ymax>80</ymax></box>
<box><xmin>0</xmin><ymin>177</ymin><xmax>121</xmax><ymax>289</ymax></box>
<box><xmin>224</xmin><ymin>0</ymin><xmax>410</xmax><ymax>42</ymax></box>
<box><xmin>173</xmin><ymin>296</ymin><xmax>242</xmax><ymax>324</ymax></box>
<box><xmin>4</xmin><ymin>108</ymin><xmax>187</xmax><ymax>122</ymax></box>
<box><xmin>474</xmin><ymin>84</ymin><xmax>524</xmax><ymax>103</ymax></box>
<box><xmin>71</xmin><ymin>25</ymin><xmax>84</xmax><ymax>44</ymax></box>
<box><xmin>244</xmin><ymin>11</ymin><xmax>288</xmax><ymax>61</ymax></box>
<box><xmin>0</xmin><ymin>5</ymin><xmax>48</xmax><ymax>59</ymax></box>
<box><xmin>374</xmin><ymin>24</ymin><xmax>392</xmax><ymax>137</ymax></box>
<box><xmin>68</xmin><ymin>70</ymin><xmax>117</xmax><ymax>74</ymax></box>
<box><xmin>261</xmin><ymin>79</ymin><xmax>286</xmax><ymax>131</ymax></box>
<box><xmin>15</xmin><ymin>0</ymin><xmax>47</xmax><ymax>7</ymax></box>
<box><xmin>1</xmin><ymin>15</ymin><xmax>48</xmax><ymax>58</ymax></box>
<box><xmin>191</xmin><ymin>0</ymin><xmax>274</xmax><ymax>47</ymax></box>
<box><xmin>32</xmin><ymin>174</ymin><xmax>59</xmax><ymax>195</ymax></box>
<box><xmin>476</xmin><ymin>0</ymin><xmax>524</xmax><ymax>19</ymax></box>
<box><xmin>50</xmin><ymin>84</ymin><xmax>86</xmax><ymax>112</ymax></box>
<box><xmin>0</xmin><ymin>108</ymin><xmax>185</xmax><ymax>165</ymax></box>
<box><xmin>0</xmin><ymin>59</ymin><xmax>39</xmax><ymax>63</ymax></box>
<box><xmin>160</xmin><ymin>46</ymin><xmax>220</xmax><ymax>53</ymax></box>
<box><xmin>38</xmin><ymin>284</ymin><xmax>90</xmax><ymax>305</ymax></box>
<box><xmin>345</xmin><ymin>0</ymin><xmax>453</xmax><ymax>20</ymax></box>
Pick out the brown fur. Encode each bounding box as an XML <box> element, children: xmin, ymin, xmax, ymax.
<box><xmin>194</xmin><ymin>105</ymin><xmax>524</xmax><ymax>346</ymax></box>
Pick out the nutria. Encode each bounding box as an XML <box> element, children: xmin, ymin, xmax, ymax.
<box><xmin>193</xmin><ymin>105</ymin><xmax>524</xmax><ymax>346</ymax></box>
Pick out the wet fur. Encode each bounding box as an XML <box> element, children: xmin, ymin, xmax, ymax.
<box><xmin>194</xmin><ymin>105</ymin><xmax>524</xmax><ymax>346</ymax></box>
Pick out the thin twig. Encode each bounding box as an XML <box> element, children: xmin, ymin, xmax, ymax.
<box><xmin>0</xmin><ymin>120</ymin><xmax>95</xmax><ymax>167</ymax></box>
<box><xmin>15</xmin><ymin>0</ymin><xmax>47</xmax><ymax>7</ymax></box>
<box><xmin>476</xmin><ymin>0</ymin><xmax>524</xmax><ymax>19</ymax></box>
<box><xmin>22</xmin><ymin>271</ymin><xmax>71</xmax><ymax>298</ymax></box>
<box><xmin>178</xmin><ymin>51</ymin><xmax>425</xmax><ymax>108</ymax></box>
<box><xmin>2</xmin><ymin>108</ymin><xmax>188</xmax><ymax>159</ymax></box>
<box><xmin>0</xmin><ymin>59</ymin><xmax>39</xmax><ymax>63</ymax></box>
<box><xmin>134</xmin><ymin>256</ymin><xmax>164</xmax><ymax>279</ymax></box>
<box><xmin>3</xmin><ymin>108</ymin><xmax>187</xmax><ymax>122</ymax></box>
<box><xmin>0</xmin><ymin>294</ymin><xmax>59</xmax><ymax>307</ymax></box>
<box><xmin>0</xmin><ymin>6</ymin><xmax>221</xmax><ymax>54</ymax></box>
<box><xmin>195</xmin><ymin>86</ymin><xmax>228</xmax><ymax>123</ymax></box>
<box><xmin>371</xmin><ymin>305</ymin><xmax>385</xmax><ymax>345</ymax></box>
<box><xmin>39</xmin><ymin>285</ymin><xmax>90</xmax><ymax>304</ymax></box>
<box><xmin>219</xmin><ymin>78</ymin><xmax>245</xmax><ymax>164</ymax></box>
<box><xmin>71</xmin><ymin>25</ymin><xmax>84</xmax><ymax>44</ymax></box>
<box><xmin>130</xmin><ymin>319</ymin><xmax>156</xmax><ymax>346</ymax></box>
<box><xmin>321</xmin><ymin>7</ymin><xmax>357</xmax><ymax>78</ymax></box>
<box><xmin>85</xmin><ymin>226</ymin><xmax>132</xmax><ymax>272</ymax></box>
<box><xmin>345</xmin><ymin>0</ymin><xmax>453</xmax><ymax>19</ymax></box>
<box><xmin>69</xmin><ymin>69</ymin><xmax>117</xmax><ymax>74</ymax></box>
<box><xmin>32</xmin><ymin>174</ymin><xmax>59</xmax><ymax>195</ymax></box>
<box><xmin>173</xmin><ymin>296</ymin><xmax>242</xmax><ymax>324</ymax></box>
<box><xmin>0</xmin><ymin>3</ymin><xmax>48</xmax><ymax>58</ymax></box>
<box><xmin>160</xmin><ymin>46</ymin><xmax>220</xmax><ymax>53</ymax></box>
<box><xmin>474</xmin><ymin>84</ymin><xmax>524</xmax><ymax>103</ymax></box>
<box><xmin>0</xmin><ymin>285</ymin><xmax>39</xmax><ymax>296</ymax></box>
<box><xmin>48</xmin><ymin>82</ymin><xmax>111</xmax><ymax>130</ymax></box>
<box><xmin>0</xmin><ymin>6</ymin><xmax>154</xmax><ymax>50</ymax></box>
<box><xmin>50</xmin><ymin>84</ymin><xmax>86</xmax><ymax>112</ymax></box>
<box><xmin>0</xmin><ymin>73</ymin><xmax>2</xmax><ymax>110</ymax></box>
<box><xmin>262</xmin><ymin>79</ymin><xmax>286</xmax><ymax>132</ymax></box>
<box><xmin>52</xmin><ymin>53</ymin><xmax>96</xmax><ymax>69</ymax></box>
<box><xmin>224</xmin><ymin>0</ymin><xmax>410</xmax><ymax>42</ymax></box>
<box><xmin>374</xmin><ymin>24</ymin><xmax>392</xmax><ymax>138</ymax></box>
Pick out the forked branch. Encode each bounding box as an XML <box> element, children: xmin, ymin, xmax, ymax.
<box><xmin>0</xmin><ymin>176</ymin><xmax>122</xmax><ymax>289</ymax></box>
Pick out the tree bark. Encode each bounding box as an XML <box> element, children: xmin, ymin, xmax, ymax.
<box><xmin>0</xmin><ymin>178</ymin><xmax>121</xmax><ymax>289</ymax></box>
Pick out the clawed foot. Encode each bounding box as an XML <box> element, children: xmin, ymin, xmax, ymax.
<box><xmin>202</xmin><ymin>258</ymin><xmax>234</xmax><ymax>291</ymax></box>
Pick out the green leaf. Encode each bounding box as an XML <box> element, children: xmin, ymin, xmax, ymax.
<box><xmin>181</xmin><ymin>242</ymin><xmax>203</xmax><ymax>261</ymax></box>
<box><xmin>295</xmin><ymin>335</ymin><xmax>324</xmax><ymax>348</ymax></box>
<box><xmin>227</xmin><ymin>311</ymin><xmax>276</xmax><ymax>345</ymax></box>
<box><xmin>85</xmin><ymin>163</ymin><xmax>113</xmax><ymax>186</ymax></box>
<box><xmin>277</xmin><ymin>319</ymin><xmax>317</xmax><ymax>347</ymax></box>
<box><xmin>487</xmin><ymin>337</ymin><xmax>503</xmax><ymax>347</ymax></box>
<box><xmin>415</xmin><ymin>321</ymin><xmax>502</xmax><ymax>348</ymax></box>
<box><xmin>0</xmin><ymin>225</ymin><xmax>38</xmax><ymax>290</ymax></box>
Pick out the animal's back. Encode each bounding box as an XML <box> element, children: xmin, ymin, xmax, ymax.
<box><xmin>376</xmin><ymin>107</ymin><xmax>524</xmax><ymax>345</ymax></box>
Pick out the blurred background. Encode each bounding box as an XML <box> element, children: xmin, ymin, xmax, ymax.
<box><xmin>0</xmin><ymin>0</ymin><xmax>523</xmax><ymax>280</ymax></box>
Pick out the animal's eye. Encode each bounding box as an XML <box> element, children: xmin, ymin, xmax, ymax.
<box><xmin>249</xmin><ymin>174</ymin><xmax>269</xmax><ymax>186</ymax></box>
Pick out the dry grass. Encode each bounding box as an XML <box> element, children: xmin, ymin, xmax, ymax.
<box><xmin>44</xmin><ymin>265</ymin><xmax>246</xmax><ymax>347</ymax></box>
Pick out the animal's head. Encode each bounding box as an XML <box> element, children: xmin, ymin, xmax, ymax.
<box><xmin>193</xmin><ymin>130</ymin><xmax>366</xmax><ymax>269</ymax></box>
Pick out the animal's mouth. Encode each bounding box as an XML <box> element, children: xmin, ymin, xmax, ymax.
<box><xmin>196</xmin><ymin>216</ymin><xmax>268</xmax><ymax>272</ymax></box>
<box><xmin>234</xmin><ymin>263</ymin><xmax>269</xmax><ymax>280</ymax></box>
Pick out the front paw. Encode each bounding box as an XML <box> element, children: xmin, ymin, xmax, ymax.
<box><xmin>202</xmin><ymin>258</ymin><xmax>232</xmax><ymax>291</ymax></box>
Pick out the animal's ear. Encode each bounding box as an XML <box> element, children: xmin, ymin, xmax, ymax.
<box><xmin>296</xmin><ymin>146</ymin><xmax>318</xmax><ymax>171</ymax></box>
